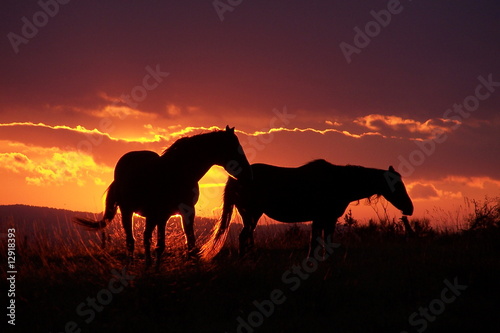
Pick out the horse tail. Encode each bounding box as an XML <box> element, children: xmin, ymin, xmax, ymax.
<box><xmin>73</xmin><ymin>182</ymin><xmax>118</xmax><ymax>230</ymax></box>
<box><xmin>201</xmin><ymin>178</ymin><xmax>237</xmax><ymax>260</ymax></box>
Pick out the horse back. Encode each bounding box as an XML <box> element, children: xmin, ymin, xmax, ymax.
<box><xmin>113</xmin><ymin>150</ymin><xmax>199</xmax><ymax>214</ymax></box>
<box><xmin>114</xmin><ymin>150</ymin><xmax>161</xmax><ymax>179</ymax></box>
<box><xmin>250</xmin><ymin>163</ymin><xmax>331</xmax><ymax>187</ymax></box>
<box><xmin>244</xmin><ymin>163</ymin><xmax>340</xmax><ymax>221</ymax></box>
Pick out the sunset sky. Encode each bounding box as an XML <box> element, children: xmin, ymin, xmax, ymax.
<box><xmin>1</xmin><ymin>1</ymin><xmax>499</xmax><ymax>224</ymax></box>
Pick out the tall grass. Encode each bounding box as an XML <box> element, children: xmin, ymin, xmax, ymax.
<box><xmin>1</xmin><ymin>200</ymin><xmax>499</xmax><ymax>332</ymax></box>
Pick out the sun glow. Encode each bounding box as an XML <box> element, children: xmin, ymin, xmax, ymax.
<box><xmin>195</xmin><ymin>166</ymin><xmax>231</xmax><ymax>217</ymax></box>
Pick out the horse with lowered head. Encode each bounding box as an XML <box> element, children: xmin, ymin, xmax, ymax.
<box><xmin>75</xmin><ymin>126</ymin><xmax>251</xmax><ymax>267</ymax></box>
<box><xmin>202</xmin><ymin>159</ymin><xmax>414</xmax><ymax>259</ymax></box>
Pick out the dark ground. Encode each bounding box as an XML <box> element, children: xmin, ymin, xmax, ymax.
<box><xmin>1</xmin><ymin>205</ymin><xmax>500</xmax><ymax>333</ymax></box>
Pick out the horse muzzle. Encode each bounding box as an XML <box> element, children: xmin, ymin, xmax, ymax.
<box><xmin>402</xmin><ymin>205</ymin><xmax>414</xmax><ymax>216</ymax></box>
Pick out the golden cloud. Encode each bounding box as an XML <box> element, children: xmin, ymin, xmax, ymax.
<box><xmin>353</xmin><ymin>114</ymin><xmax>461</xmax><ymax>139</ymax></box>
<box><xmin>90</xmin><ymin>105</ymin><xmax>158</xmax><ymax>120</ymax></box>
<box><xmin>0</xmin><ymin>146</ymin><xmax>112</xmax><ymax>187</ymax></box>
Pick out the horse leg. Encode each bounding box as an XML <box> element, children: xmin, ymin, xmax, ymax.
<box><xmin>239</xmin><ymin>210</ymin><xmax>261</xmax><ymax>257</ymax></box>
<box><xmin>248</xmin><ymin>212</ymin><xmax>262</xmax><ymax>248</ymax></box>
<box><xmin>239</xmin><ymin>224</ymin><xmax>252</xmax><ymax>257</ymax></box>
<box><xmin>308</xmin><ymin>220</ymin><xmax>324</xmax><ymax>258</ymax></box>
<box><xmin>323</xmin><ymin>218</ymin><xmax>338</xmax><ymax>246</ymax></box>
<box><xmin>180</xmin><ymin>207</ymin><xmax>197</xmax><ymax>257</ymax></box>
<box><xmin>155</xmin><ymin>220</ymin><xmax>167</xmax><ymax>269</ymax></box>
<box><xmin>121</xmin><ymin>210</ymin><xmax>135</xmax><ymax>260</ymax></box>
<box><xmin>143</xmin><ymin>219</ymin><xmax>155</xmax><ymax>267</ymax></box>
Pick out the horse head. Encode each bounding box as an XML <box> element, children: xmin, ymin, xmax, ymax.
<box><xmin>215</xmin><ymin>125</ymin><xmax>252</xmax><ymax>181</ymax></box>
<box><xmin>381</xmin><ymin>166</ymin><xmax>414</xmax><ymax>216</ymax></box>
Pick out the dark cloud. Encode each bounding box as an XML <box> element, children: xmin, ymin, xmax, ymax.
<box><xmin>2</xmin><ymin>1</ymin><xmax>500</xmax><ymax>122</ymax></box>
<box><xmin>1</xmin><ymin>1</ymin><xmax>500</xmax><ymax>214</ymax></box>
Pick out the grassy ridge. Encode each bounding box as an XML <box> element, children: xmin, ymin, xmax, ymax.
<box><xmin>2</xmin><ymin>203</ymin><xmax>500</xmax><ymax>333</ymax></box>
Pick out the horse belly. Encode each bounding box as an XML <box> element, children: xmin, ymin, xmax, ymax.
<box><xmin>258</xmin><ymin>191</ymin><xmax>319</xmax><ymax>223</ymax></box>
<box><xmin>264</xmin><ymin>209</ymin><xmax>312</xmax><ymax>223</ymax></box>
<box><xmin>247</xmin><ymin>163</ymin><xmax>345</xmax><ymax>223</ymax></box>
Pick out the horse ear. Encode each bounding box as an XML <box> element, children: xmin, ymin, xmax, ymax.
<box><xmin>389</xmin><ymin>166</ymin><xmax>395</xmax><ymax>173</ymax></box>
<box><xmin>225</xmin><ymin>125</ymin><xmax>235</xmax><ymax>134</ymax></box>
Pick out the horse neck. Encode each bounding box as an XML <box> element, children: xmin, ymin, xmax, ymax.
<box><xmin>162</xmin><ymin>139</ymin><xmax>221</xmax><ymax>182</ymax></box>
<box><xmin>347</xmin><ymin>167</ymin><xmax>386</xmax><ymax>201</ymax></box>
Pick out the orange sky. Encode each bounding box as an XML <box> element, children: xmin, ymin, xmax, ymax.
<box><xmin>0</xmin><ymin>121</ymin><xmax>498</xmax><ymax>226</ymax></box>
<box><xmin>1</xmin><ymin>1</ymin><xmax>499</xmax><ymax>226</ymax></box>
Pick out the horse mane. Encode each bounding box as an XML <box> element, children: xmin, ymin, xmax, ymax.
<box><xmin>365</xmin><ymin>193</ymin><xmax>382</xmax><ymax>204</ymax></box>
<box><xmin>304</xmin><ymin>159</ymin><xmax>367</xmax><ymax>171</ymax></box>
<box><xmin>305</xmin><ymin>159</ymin><xmax>331</xmax><ymax>167</ymax></box>
<box><xmin>305</xmin><ymin>160</ymin><xmax>385</xmax><ymax>203</ymax></box>
<box><xmin>161</xmin><ymin>130</ymin><xmax>223</xmax><ymax>156</ymax></box>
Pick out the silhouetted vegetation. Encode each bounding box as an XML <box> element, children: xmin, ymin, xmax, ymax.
<box><xmin>466</xmin><ymin>196</ymin><xmax>500</xmax><ymax>231</ymax></box>
<box><xmin>1</xmin><ymin>204</ymin><xmax>499</xmax><ymax>332</ymax></box>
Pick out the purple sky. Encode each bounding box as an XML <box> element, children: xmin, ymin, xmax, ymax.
<box><xmin>1</xmin><ymin>0</ymin><xmax>499</xmax><ymax>221</ymax></box>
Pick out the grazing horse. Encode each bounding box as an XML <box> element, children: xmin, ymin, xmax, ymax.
<box><xmin>202</xmin><ymin>159</ymin><xmax>414</xmax><ymax>259</ymax></box>
<box><xmin>75</xmin><ymin>126</ymin><xmax>251</xmax><ymax>267</ymax></box>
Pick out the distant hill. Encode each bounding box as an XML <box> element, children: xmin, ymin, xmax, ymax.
<box><xmin>0</xmin><ymin>204</ymin><xmax>308</xmax><ymax>253</ymax></box>
<box><xmin>0</xmin><ymin>205</ymin><xmax>105</xmax><ymax>249</ymax></box>
<box><xmin>0</xmin><ymin>204</ymin><xmax>221</xmax><ymax>245</ymax></box>
<box><xmin>0</xmin><ymin>204</ymin><xmax>93</xmax><ymax>225</ymax></box>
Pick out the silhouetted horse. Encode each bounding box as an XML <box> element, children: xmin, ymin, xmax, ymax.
<box><xmin>75</xmin><ymin>126</ymin><xmax>251</xmax><ymax>267</ymax></box>
<box><xmin>202</xmin><ymin>159</ymin><xmax>414</xmax><ymax>259</ymax></box>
